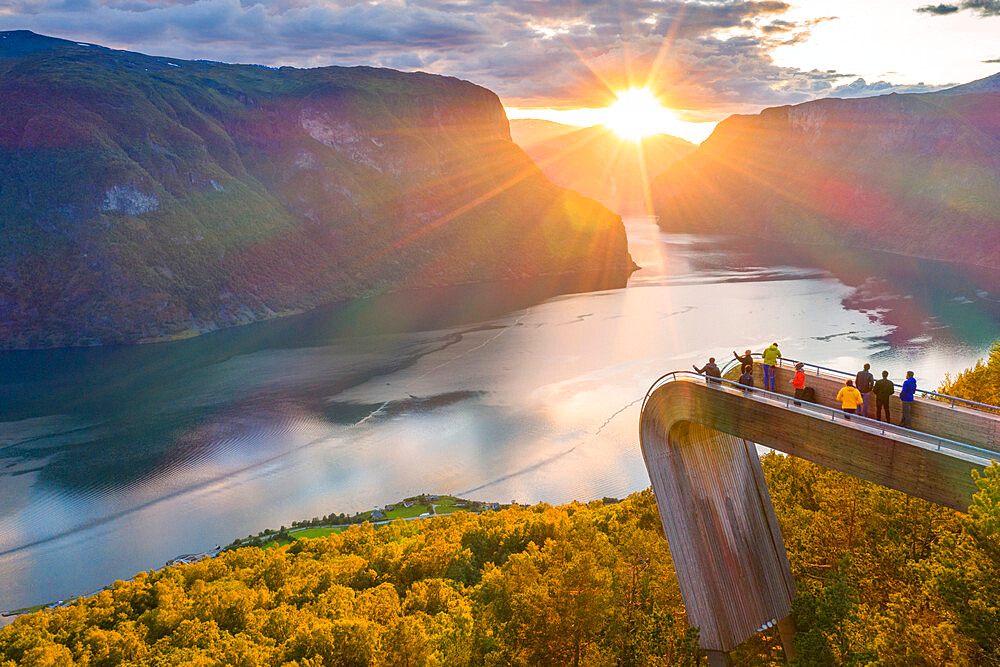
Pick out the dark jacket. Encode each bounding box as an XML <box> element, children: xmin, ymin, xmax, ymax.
<box><xmin>900</xmin><ymin>377</ymin><xmax>917</xmax><ymax>402</ymax></box>
<box><xmin>695</xmin><ymin>361</ymin><xmax>721</xmax><ymax>378</ymax></box>
<box><xmin>873</xmin><ymin>378</ymin><xmax>895</xmax><ymax>400</ymax></box>
<box><xmin>739</xmin><ymin>371</ymin><xmax>754</xmax><ymax>387</ymax></box>
<box><xmin>855</xmin><ymin>369</ymin><xmax>874</xmax><ymax>394</ymax></box>
<box><xmin>733</xmin><ymin>352</ymin><xmax>753</xmax><ymax>371</ymax></box>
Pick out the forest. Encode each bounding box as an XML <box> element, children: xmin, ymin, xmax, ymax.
<box><xmin>2</xmin><ymin>342</ymin><xmax>998</xmax><ymax>666</ymax></box>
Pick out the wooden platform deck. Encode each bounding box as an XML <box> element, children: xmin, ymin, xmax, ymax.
<box><xmin>638</xmin><ymin>364</ymin><xmax>998</xmax><ymax>655</ymax></box>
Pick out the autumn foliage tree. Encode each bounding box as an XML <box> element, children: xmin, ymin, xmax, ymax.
<box><xmin>2</xmin><ymin>343</ymin><xmax>998</xmax><ymax>665</ymax></box>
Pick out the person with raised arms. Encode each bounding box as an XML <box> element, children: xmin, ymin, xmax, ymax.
<box><xmin>733</xmin><ymin>349</ymin><xmax>753</xmax><ymax>374</ymax></box>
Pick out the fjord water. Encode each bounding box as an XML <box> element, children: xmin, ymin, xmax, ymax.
<box><xmin>1</xmin><ymin>219</ymin><xmax>997</xmax><ymax>610</ymax></box>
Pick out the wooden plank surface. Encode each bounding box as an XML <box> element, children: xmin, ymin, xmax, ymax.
<box><xmin>643</xmin><ymin>420</ymin><xmax>794</xmax><ymax>652</ymax></box>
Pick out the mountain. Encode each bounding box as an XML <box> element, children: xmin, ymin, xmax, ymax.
<box><xmin>939</xmin><ymin>71</ymin><xmax>1000</xmax><ymax>96</ymax></box>
<box><xmin>510</xmin><ymin>119</ymin><xmax>696</xmax><ymax>215</ymax></box>
<box><xmin>0</xmin><ymin>31</ymin><xmax>634</xmax><ymax>349</ymax></box>
<box><xmin>507</xmin><ymin>118</ymin><xmax>578</xmax><ymax>146</ymax></box>
<box><xmin>650</xmin><ymin>76</ymin><xmax>1000</xmax><ymax>268</ymax></box>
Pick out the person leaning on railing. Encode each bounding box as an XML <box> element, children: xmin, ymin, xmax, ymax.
<box><xmin>739</xmin><ymin>364</ymin><xmax>754</xmax><ymax>392</ymax></box>
<box><xmin>762</xmin><ymin>343</ymin><xmax>781</xmax><ymax>391</ymax></box>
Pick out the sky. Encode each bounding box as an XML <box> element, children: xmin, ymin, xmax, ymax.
<box><xmin>1</xmin><ymin>0</ymin><xmax>998</xmax><ymax>141</ymax></box>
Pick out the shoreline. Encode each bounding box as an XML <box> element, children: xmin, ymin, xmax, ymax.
<box><xmin>0</xmin><ymin>492</ymin><xmax>518</xmax><ymax>622</ymax></box>
<box><xmin>0</xmin><ymin>265</ymin><xmax>637</xmax><ymax>352</ymax></box>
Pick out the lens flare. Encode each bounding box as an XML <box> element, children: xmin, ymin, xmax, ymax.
<box><xmin>603</xmin><ymin>88</ymin><xmax>674</xmax><ymax>141</ymax></box>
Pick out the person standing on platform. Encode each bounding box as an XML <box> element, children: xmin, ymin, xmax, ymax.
<box><xmin>873</xmin><ymin>370</ymin><xmax>895</xmax><ymax>423</ymax></box>
<box><xmin>739</xmin><ymin>364</ymin><xmax>755</xmax><ymax>392</ymax></box>
<box><xmin>733</xmin><ymin>349</ymin><xmax>754</xmax><ymax>374</ymax></box>
<box><xmin>693</xmin><ymin>357</ymin><xmax>722</xmax><ymax>384</ymax></box>
<box><xmin>791</xmin><ymin>362</ymin><xmax>806</xmax><ymax>405</ymax></box>
<box><xmin>900</xmin><ymin>371</ymin><xmax>917</xmax><ymax>428</ymax></box>
<box><xmin>855</xmin><ymin>363</ymin><xmax>874</xmax><ymax>418</ymax></box>
<box><xmin>762</xmin><ymin>342</ymin><xmax>781</xmax><ymax>391</ymax></box>
<box><xmin>837</xmin><ymin>379</ymin><xmax>863</xmax><ymax>417</ymax></box>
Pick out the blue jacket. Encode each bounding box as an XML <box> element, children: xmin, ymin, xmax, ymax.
<box><xmin>900</xmin><ymin>377</ymin><xmax>916</xmax><ymax>402</ymax></box>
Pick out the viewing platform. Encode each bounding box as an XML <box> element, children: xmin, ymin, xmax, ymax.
<box><xmin>638</xmin><ymin>356</ymin><xmax>999</xmax><ymax>663</ymax></box>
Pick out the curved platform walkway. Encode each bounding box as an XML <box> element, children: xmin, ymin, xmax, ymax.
<box><xmin>638</xmin><ymin>357</ymin><xmax>998</xmax><ymax>663</ymax></box>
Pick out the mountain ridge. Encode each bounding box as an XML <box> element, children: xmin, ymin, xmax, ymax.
<box><xmin>0</xmin><ymin>31</ymin><xmax>634</xmax><ymax>349</ymax></box>
<box><xmin>650</xmin><ymin>78</ymin><xmax>1000</xmax><ymax>269</ymax></box>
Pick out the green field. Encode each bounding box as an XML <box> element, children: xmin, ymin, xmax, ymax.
<box><xmin>8</xmin><ymin>602</ymin><xmax>51</xmax><ymax>615</ymax></box>
<box><xmin>261</xmin><ymin>526</ymin><xmax>349</xmax><ymax>550</ymax></box>
<box><xmin>292</xmin><ymin>526</ymin><xmax>349</xmax><ymax>539</ymax></box>
<box><xmin>246</xmin><ymin>496</ymin><xmax>500</xmax><ymax>551</ymax></box>
<box><xmin>381</xmin><ymin>503</ymin><xmax>432</xmax><ymax>520</ymax></box>
<box><xmin>432</xmin><ymin>497</ymin><xmax>471</xmax><ymax>514</ymax></box>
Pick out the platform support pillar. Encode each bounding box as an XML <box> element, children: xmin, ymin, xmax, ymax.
<box><xmin>705</xmin><ymin>650</ymin><xmax>732</xmax><ymax>667</ymax></box>
<box><xmin>777</xmin><ymin>615</ymin><xmax>797</xmax><ymax>661</ymax></box>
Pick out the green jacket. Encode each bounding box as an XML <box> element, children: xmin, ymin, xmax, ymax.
<box><xmin>762</xmin><ymin>344</ymin><xmax>781</xmax><ymax>366</ymax></box>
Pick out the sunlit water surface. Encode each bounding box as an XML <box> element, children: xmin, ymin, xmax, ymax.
<box><xmin>1</xmin><ymin>219</ymin><xmax>997</xmax><ymax>609</ymax></box>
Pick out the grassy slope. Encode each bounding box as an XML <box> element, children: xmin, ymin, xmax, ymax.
<box><xmin>0</xmin><ymin>32</ymin><xmax>633</xmax><ymax>348</ymax></box>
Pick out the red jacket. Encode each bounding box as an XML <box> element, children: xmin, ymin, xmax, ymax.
<box><xmin>792</xmin><ymin>371</ymin><xmax>805</xmax><ymax>389</ymax></box>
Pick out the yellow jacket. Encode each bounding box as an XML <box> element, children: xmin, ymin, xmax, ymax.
<box><xmin>762</xmin><ymin>344</ymin><xmax>781</xmax><ymax>366</ymax></box>
<box><xmin>836</xmin><ymin>386</ymin><xmax>863</xmax><ymax>409</ymax></box>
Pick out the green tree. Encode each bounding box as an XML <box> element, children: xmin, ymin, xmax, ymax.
<box><xmin>939</xmin><ymin>340</ymin><xmax>1000</xmax><ymax>408</ymax></box>
<box><xmin>927</xmin><ymin>462</ymin><xmax>1000</xmax><ymax>664</ymax></box>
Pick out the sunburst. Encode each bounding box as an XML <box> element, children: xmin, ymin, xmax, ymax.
<box><xmin>602</xmin><ymin>88</ymin><xmax>675</xmax><ymax>141</ymax></box>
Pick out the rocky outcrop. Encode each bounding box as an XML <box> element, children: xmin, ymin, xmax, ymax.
<box><xmin>0</xmin><ymin>31</ymin><xmax>634</xmax><ymax>348</ymax></box>
<box><xmin>650</xmin><ymin>73</ymin><xmax>1000</xmax><ymax>268</ymax></box>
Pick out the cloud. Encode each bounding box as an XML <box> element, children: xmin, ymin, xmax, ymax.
<box><xmin>820</xmin><ymin>77</ymin><xmax>952</xmax><ymax>98</ymax></box>
<box><xmin>962</xmin><ymin>0</ymin><xmax>1000</xmax><ymax>15</ymax></box>
<box><xmin>916</xmin><ymin>4</ymin><xmax>960</xmax><ymax>14</ymax></box>
<box><xmin>0</xmin><ymin>0</ymin><xmax>947</xmax><ymax>118</ymax></box>
<box><xmin>917</xmin><ymin>0</ymin><xmax>1000</xmax><ymax>15</ymax></box>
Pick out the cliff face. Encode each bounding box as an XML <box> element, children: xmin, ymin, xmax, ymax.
<box><xmin>651</xmin><ymin>75</ymin><xmax>1000</xmax><ymax>268</ymax></box>
<box><xmin>511</xmin><ymin>119</ymin><xmax>695</xmax><ymax>214</ymax></box>
<box><xmin>0</xmin><ymin>31</ymin><xmax>633</xmax><ymax>348</ymax></box>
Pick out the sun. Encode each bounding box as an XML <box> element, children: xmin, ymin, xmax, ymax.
<box><xmin>602</xmin><ymin>88</ymin><xmax>674</xmax><ymax>141</ymax></box>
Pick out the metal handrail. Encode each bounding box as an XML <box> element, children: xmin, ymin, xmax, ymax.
<box><xmin>718</xmin><ymin>353</ymin><xmax>999</xmax><ymax>414</ymax></box>
<box><xmin>641</xmin><ymin>370</ymin><xmax>997</xmax><ymax>464</ymax></box>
